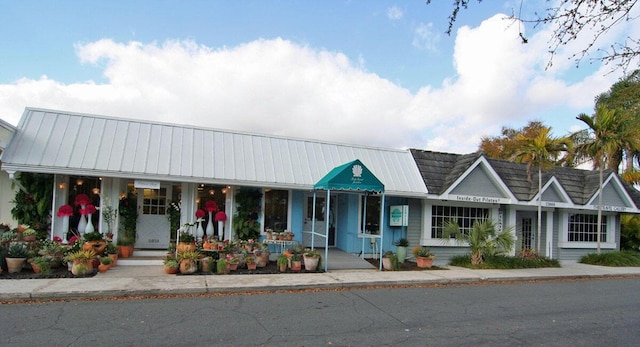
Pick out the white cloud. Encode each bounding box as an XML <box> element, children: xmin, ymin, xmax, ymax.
<box><xmin>0</xmin><ymin>15</ymin><xmax>631</xmax><ymax>155</ymax></box>
<box><xmin>412</xmin><ymin>22</ymin><xmax>440</xmax><ymax>52</ymax></box>
<box><xmin>387</xmin><ymin>6</ymin><xmax>403</xmax><ymax>21</ymax></box>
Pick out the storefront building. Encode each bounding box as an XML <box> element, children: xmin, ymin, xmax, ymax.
<box><xmin>1</xmin><ymin>107</ymin><xmax>639</xmax><ymax>263</ymax></box>
<box><xmin>0</xmin><ymin>108</ymin><xmax>428</xmax><ymax>257</ymax></box>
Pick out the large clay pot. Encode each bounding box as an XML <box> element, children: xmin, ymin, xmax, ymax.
<box><xmin>256</xmin><ymin>251</ymin><xmax>270</xmax><ymax>267</ymax></box>
<box><xmin>416</xmin><ymin>256</ymin><xmax>434</xmax><ymax>269</ymax></box>
<box><xmin>179</xmin><ymin>259</ymin><xmax>197</xmax><ymax>274</ymax></box>
<box><xmin>382</xmin><ymin>257</ymin><xmax>393</xmax><ymax>271</ymax></box>
<box><xmin>177</xmin><ymin>242</ymin><xmax>196</xmax><ymax>253</ymax></box>
<box><xmin>83</xmin><ymin>240</ymin><xmax>107</xmax><ymax>255</ymax></box>
<box><xmin>71</xmin><ymin>260</ymin><xmax>93</xmax><ymax>276</ymax></box>
<box><xmin>6</xmin><ymin>257</ymin><xmax>26</xmax><ymax>273</ymax></box>
<box><xmin>396</xmin><ymin>246</ymin><xmax>407</xmax><ymax>263</ymax></box>
<box><xmin>118</xmin><ymin>245</ymin><xmax>134</xmax><ymax>258</ymax></box>
<box><xmin>303</xmin><ymin>255</ymin><xmax>319</xmax><ymax>271</ymax></box>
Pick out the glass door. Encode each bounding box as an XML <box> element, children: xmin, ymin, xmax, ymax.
<box><xmin>303</xmin><ymin>194</ymin><xmax>336</xmax><ymax>247</ymax></box>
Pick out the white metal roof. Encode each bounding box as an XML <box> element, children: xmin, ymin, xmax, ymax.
<box><xmin>1</xmin><ymin>108</ymin><xmax>428</xmax><ymax>196</ymax></box>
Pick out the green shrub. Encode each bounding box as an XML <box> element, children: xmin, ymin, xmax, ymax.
<box><xmin>579</xmin><ymin>251</ymin><xmax>640</xmax><ymax>267</ymax></box>
<box><xmin>449</xmin><ymin>254</ymin><xmax>560</xmax><ymax>269</ymax></box>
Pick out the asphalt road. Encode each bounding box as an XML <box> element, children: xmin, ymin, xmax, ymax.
<box><xmin>2</xmin><ymin>278</ymin><xmax>639</xmax><ymax>346</ymax></box>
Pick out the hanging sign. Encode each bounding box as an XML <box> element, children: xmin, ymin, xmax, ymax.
<box><xmin>389</xmin><ymin>205</ymin><xmax>409</xmax><ymax>227</ymax></box>
<box><xmin>134</xmin><ymin>180</ymin><xmax>160</xmax><ymax>189</ymax></box>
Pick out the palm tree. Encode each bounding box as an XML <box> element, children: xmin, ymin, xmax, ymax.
<box><xmin>442</xmin><ymin>219</ymin><xmax>515</xmax><ymax>265</ymax></box>
<box><xmin>573</xmin><ymin>104</ymin><xmax>640</xmax><ymax>253</ymax></box>
<box><xmin>512</xmin><ymin>126</ymin><xmax>571</xmax><ymax>255</ymax></box>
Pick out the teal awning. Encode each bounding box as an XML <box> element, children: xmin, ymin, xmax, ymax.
<box><xmin>314</xmin><ymin>159</ymin><xmax>384</xmax><ymax>193</ymax></box>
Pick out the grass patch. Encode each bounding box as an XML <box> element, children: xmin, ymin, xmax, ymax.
<box><xmin>579</xmin><ymin>251</ymin><xmax>640</xmax><ymax>267</ymax></box>
<box><xmin>449</xmin><ymin>255</ymin><xmax>561</xmax><ymax>269</ymax></box>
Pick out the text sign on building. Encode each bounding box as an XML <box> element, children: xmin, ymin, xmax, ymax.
<box><xmin>134</xmin><ymin>180</ymin><xmax>160</xmax><ymax>190</ymax></box>
<box><xmin>389</xmin><ymin>205</ymin><xmax>409</xmax><ymax>227</ymax></box>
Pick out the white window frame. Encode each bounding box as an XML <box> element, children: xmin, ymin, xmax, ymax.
<box><xmin>422</xmin><ymin>202</ymin><xmax>499</xmax><ymax>247</ymax></box>
<box><xmin>558</xmin><ymin>211</ymin><xmax>616</xmax><ymax>249</ymax></box>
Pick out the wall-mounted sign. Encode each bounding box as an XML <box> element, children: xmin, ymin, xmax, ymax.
<box><xmin>389</xmin><ymin>205</ymin><xmax>409</xmax><ymax>227</ymax></box>
<box><xmin>134</xmin><ymin>180</ymin><xmax>160</xmax><ymax>189</ymax></box>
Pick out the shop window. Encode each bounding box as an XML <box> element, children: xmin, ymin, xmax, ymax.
<box><xmin>431</xmin><ymin>205</ymin><xmax>489</xmax><ymax>238</ymax></box>
<box><xmin>196</xmin><ymin>184</ymin><xmax>226</xmax><ymax>228</ymax></box>
<box><xmin>361</xmin><ymin>195</ymin><xmax>381</xmax><ymax>234</ymax></box>
<box><xmin>568</xmin><ymin>214</ymin><xmax>607</xmax><ymax>242</ymax></box>
<box><xmin>265</xmin><ymin>190</ymin><xmax>288</xmax><ymax>231</ymax></box>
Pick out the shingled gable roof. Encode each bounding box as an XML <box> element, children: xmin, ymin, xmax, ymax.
<box><xmin>1</xmin><ymin>108</ymin><xmax>428</xmax><ymax>196</ymax></box>
<box><xmin>410</xmin><ymin>148</ymin><xmax>640</xmax><ymax>209</ymax></box>
<box><xmin>409</xmin><ymin>149</ymin><xmax>482</xmax><ymax>195</ymax></box>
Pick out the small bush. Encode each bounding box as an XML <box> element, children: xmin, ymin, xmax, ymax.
<box><xmin>579</xmin><ymin>251</ymin><xmax>640</xmax><ymax>267</ymax></box>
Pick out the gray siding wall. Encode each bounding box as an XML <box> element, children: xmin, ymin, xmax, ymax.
<box><xmin>542</xmin><ymin>187</ymin><xmax>563</xmax><ymax>203</ymax></box>
<box><xmin>406</xmin><ymin>198</ymin><xmax>422</xmax><ymax>249</ymax></box>
<box><xmin>552</xmin><ymin>210</ymin><xmax>560</xmax><ymax>259</ymax></box>
<box><xmin>601</xmin><ymin>184</ymin><xmax>629</xmax><ymax>207</ymax></box>
<box><xmin>450</xmin><ymin>167</ymin><xmax>506</xmax><ymax>198</ymax></box>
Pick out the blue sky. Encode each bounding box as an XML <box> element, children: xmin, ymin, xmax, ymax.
<box><xmin>1</xmin><ymin>1</ymin><xmax>637</xmax><ymax>153</ymax></box>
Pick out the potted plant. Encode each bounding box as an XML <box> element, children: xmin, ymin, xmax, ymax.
<box><xmin>30</xmin><ymin>256</ymin><xmax>51</xmax><ymax>274</ymax></box>
<box><xmin>67</xmin><ymin>249</ymin><xmax>96</xmax><ymax>276</ymax></box>
<box><xmin>290</xmin><ymin>253</ymin><xmax>302</xmax><ymax>271</ymax></box>
<box><xmin>277</xmin><ymin>253</ymin><xmax>289</xmax><ymax>272</ymax></box>
<box><xmin>101</xmin><ymin>202</ymin><xmax>118</xmax><ymax>240</ymax></box>
<box><xmin>382</xmin><ymin>251</ymin><xmax>399</xmax><ymax>271</ymax></box>
<box><xmin>177</xmin><ymin>250</ymin><xmax>200</xmax><ymax>274</ymax></box>
<box><xmin>105</xmin><ymin>242</ymin><xmax>118</xmax><ymax>266</ymax></box>
<box><xmin>117</xmin><ymin>237</ymin><xmax>135</xmax><ymax>258</ymax></box>
<box><xmin>98</xmin><ymin>256</ymin><xmax>113</xmax><ymax>272</ymax></box>
<box><xmin>413</xmin><ymin>246</ymin><xmax>435</xmax><ymax>269</ymax></box>
<box><xmin>1</xmin><ymin>230</ymin><xmax>16</xmax><ymax>245</ymax></box>
<box><xmin>244</xmin><ymin>255</ymin><xmax>257</xmax><ymax>270</ymax></box>
<box><xmin>119</xmin><ymin>192</ymin><xmax>138</xmax><ymax>256</ymax></box>
<box><xmin>21</xmin><ymin>228</ymin><xmax>38</xmax><ymax>242</ymax></box>
<box><xmin>177</xmin><ymin>230</ymin><xmax>196</xmax><ymax>252</ymax></box>
<box><xmin>163</xmin><ymin>257</ymin><xmax>179</xmax><ymax>274</ymax></box>
<box><xmin>38</xmin><ymin>240</ymin><xmax>65</xmax><ymax>268</ymax></box>
<box><xmin>303</xmin><ymin>248</ymin><xmax>321</xmax><ymax>271</ymax></box>
<box><xmin>254</xmin><ymin>244</ymin><xmax>270</xmax><ymax>267</ymax></box>
<box><xmin>226</xmin><ymin>254</ymin><xmax>239</xmax><ymax>271</ymax></box>
<box><xmin>394</xmin><ymin>238</ymin><xmax>409</xmax><ymax>263</ymax></box>
<box><xmin>5</xmin><ymin>242</ymin><xmax>28</xmax><ymax>273</ymax></box>
<box><xmin>216</xmin><ymin>258</ymin><xmax>229</xmax><ymax>274</ymax></box>
<box><xmin>82</xmin><ymin>231</ymin><xmax>107</xmax><ymax>255</ymax></box>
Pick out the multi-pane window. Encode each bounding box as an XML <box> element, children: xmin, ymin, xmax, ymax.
<box><xmin>568</xmin><ymin>214</ymin><xmax>607</xmax><ymax>242</ymax></box>
<box><xmin>431</xmin><ymin>205</ymin><xmax>489</xmax><ymax>238</ymax></box>
<box><xmin>142</xmin><ymin>188</ymin><xmax>167</xmax><ymax>215</ymax></box>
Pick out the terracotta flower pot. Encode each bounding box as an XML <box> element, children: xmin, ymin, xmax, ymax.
<box><xmin>118</xmin><ymin>245</ymin><xmax>134</xmax><ymax>258</ymax></box>
<box><xmin>6</xmin><ymin>258</ymin><xmax>26</xmax><ymax>273</ymax></box>
<box><xmin>83</xmin><ymin>240</ymin><xmax>107</xmax><ymax>255</ymax></box>
<box><xmin>247</xmin><ymin>262</ymin><xmax>257</xmax><ymax>270</ymax></box>
<box><xmin>164</xmin><ymin>265</ymin><xmax>178</xmax><ymax>274</ymax></box>
<box><xmin>177</xmin><ymin>242</ymin><xmax>196</xmax><ymax>253</ymax></box>
<box><xmin>290</xmin><ymin>260</ymin><xmax>302</xmax><ymax>271</ymax></box>
<box><xmin>179</xmin><ymin>259</ymin><xmax>197</xmax><ymax>274</ymax></box>
<box><xmin>416</xmin><ymin>256</ymin><xmax>434</xmax><ymax>269</ymax></box>
<box><xmin>98</xmin><ymin>264</ymin><xmax>110</xmax><ymax>273</ymax></box>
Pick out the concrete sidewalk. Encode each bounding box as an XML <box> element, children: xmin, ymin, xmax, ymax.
<box><xmin>1</xmin><ymin>262</ymin><xmax>640</xmax><ymax>301</ymax></box>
